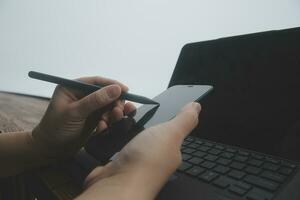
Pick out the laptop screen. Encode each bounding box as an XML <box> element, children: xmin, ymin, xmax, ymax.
<box><xmin>169</xmin><ymin>28</ymin><xmax>300</xmax><ymax>162</ymax></box>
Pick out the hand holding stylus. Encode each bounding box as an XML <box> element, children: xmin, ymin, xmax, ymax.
<box><xmin>32</xmin><ymin>76</ymin><xmax>136</xmax><ymax>158</ymax></box>
<box><xmin>0</xmin><ymin>75</ymin><xmax>137</xmax><ymax>177</ymax></box>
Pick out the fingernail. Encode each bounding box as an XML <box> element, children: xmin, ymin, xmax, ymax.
<box><xmin>107</xmin><ymin>85</ymin><xmax>121</xmax><ymax>99</ymax></box>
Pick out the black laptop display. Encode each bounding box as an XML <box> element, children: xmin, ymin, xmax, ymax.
<box><xmin>169</xmin><ymin>28</ymin><xmax>300</xmax><ymax>162</ymax></box>
<box><xmin>158</xmin><ymin>27</ymin><xmax>300</xmax><ymax>200</ymax></box>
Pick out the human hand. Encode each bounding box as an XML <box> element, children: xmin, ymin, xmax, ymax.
<box><xmin>31</xmin><ymin>76</ymin><xmax>136</xmax><ymax>158</ymax></box>
<box><xmin>78</xmin><ymin>102</ymin><xmax>201</xmax><ymax>200</ymax></box>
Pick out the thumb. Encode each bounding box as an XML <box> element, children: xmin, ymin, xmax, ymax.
<box><xmin>73</xmin><ymin>84</ymin><xmax>121</xmax><ymax>117</ymax></box>
<box><xmin>163</xmin><ymin>102</ymin><xmax>201</xmax><ymax>140</ymax></box>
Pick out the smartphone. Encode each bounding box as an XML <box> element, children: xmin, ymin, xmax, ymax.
<box><xmin>85</xmin><ymin>85</ymin><xmax>213</xmax><ymax>163</ymax></box>
<box><xmin>133</xmin><ymin>85</ymin><xmax>213</xmax><ymax>128</ymax></box>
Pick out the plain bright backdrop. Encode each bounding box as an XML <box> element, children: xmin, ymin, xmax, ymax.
<box><xmin>1</xmin><ymin>0</ymin><xmax>300</xmax><ymax>99</ymax></box>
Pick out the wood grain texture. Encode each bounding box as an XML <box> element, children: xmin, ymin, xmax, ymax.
<box><xmin>0</xmin><ymin>92</ymin><xmax>48</xmax><ymax>132</ymax></box>
<box><xmin>0</xmin><ymin>92</ymin><xmax>82</xmax><ymax>200</ymax></box>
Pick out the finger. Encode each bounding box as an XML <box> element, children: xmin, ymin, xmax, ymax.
<box><xmin>67</xmin><ymin>76</ymin><xmax>128</xmax><ymax>99</ymax></box>
<box><xmin>101</xmin><ymin>108</ymin><xmax>120</xmax><ymax>125</ymax></box>
<box><xmin>124</xmin><ymin>102</ymin><xmax>136</xmax><ymax>116</ymax></box>
<box><xmin>77</xmin><ymin>76</ymin><xmax>129</xmax><ymax>92</ymax></box>
<box><xmin>115</xmin><ymin>99</ymin><xmax>125</xmax><ymax>111</ymax></box>
<box><xmin>71</xmin><ymin>84</ymin><xmax>122</xmax><ymax>118</ymax></box>
<box><xmin>164</xmin><ymin>102</ymin><xmax>201</xmax><ymax>140</ymax></box>
<box><xmin>96</xmin><ymin>105</ymin><xmax>123</xmax><ymax>129</ymax></box>
<box><xmin>101</xmin><ymin>101</ymin><xmax>124</xmax><ymax>125</ymax></box>
<box><xmin>110</xmin><ymin>106</ymin><xmax>124</xmax><ymax>123</ymax></box>
<box><xmin>101</xmin><ymin>111</ymin><xmax>110</xmax><ymax>124</ymax></box>
<box><xmin>96</xmin><ymin>120</ymin><xmax>108</xmax><ymax>133</ymax></box>
<box><xmin>111</xmin><ymin>100</ymin><xmax>125</xmax><ymax>121</ymax></box>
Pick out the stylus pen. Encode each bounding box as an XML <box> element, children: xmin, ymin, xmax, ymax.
<box><xmin>28</xmin><ymin>71</ymin><xmax>159</xmax><ymax>105</ymax></box>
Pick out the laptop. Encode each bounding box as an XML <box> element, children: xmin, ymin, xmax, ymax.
<box><xmin>156</xmin><ymin>27</ymin><xmax>300</xmax><ymax>200</ymax></box>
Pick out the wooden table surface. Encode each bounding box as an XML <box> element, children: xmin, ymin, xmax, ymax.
<box><xmin>0</xmin><ymin>92</ymin><xmax>91</xmax><ymax>200</ymax></box>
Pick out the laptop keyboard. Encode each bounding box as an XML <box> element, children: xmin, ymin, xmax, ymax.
<box><xmin>178</xmin><ymin>136</ymin><xmax>298</xmax><ymax>200</ymax></box>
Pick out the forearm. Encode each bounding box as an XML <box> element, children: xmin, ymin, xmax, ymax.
<box><xmin>76</xmin><ymin>166</ymin><xmax>170</xmax><ymax>200</ymax></box>
<box><xmin>0</xmin><ymin>131</ymin><xmax>52</xmax><ymax>177</ymax></box>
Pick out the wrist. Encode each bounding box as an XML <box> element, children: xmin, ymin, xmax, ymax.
<box><xmin>17</xmin><ymin>131</ymin><xmax>54</xmax><ymax>170</ymax></box>
<box><xmin>119</xmin><ymin>166</ymin><xmax>169</xmax><ymax>200</ymax></box>
<box><xmin>81</xmin><ymin>163</ymin><xmax>170</xmax><ymax>200</ymax></box>
<box><xmin>30</xmin><ymin>126</ymin><xmax>60</xmax><ymax>161</ymax></box>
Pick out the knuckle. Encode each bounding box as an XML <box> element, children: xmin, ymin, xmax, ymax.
<box><xmin>94</xmin><ymin>91</ymin><xmax>109</xmax><ymax>105</ymax></box>
<box><xmin>95</xmin><ymin>76</ymin><xmax>103</xmax><ymax>81</ymax></box>
<box><xmin>186</xmin><ymin>110</ymin><xmax>199</xmax><ymax>125</ymax></box>
<box><xmin>175</xmin><ymin>153</ymin><xmax>182</xmax><ymax>166</ymax></box>
<box><xmin>169</xmin><ymin>150</ymin><xmax>182</xmax><ymax>170</ymax></box>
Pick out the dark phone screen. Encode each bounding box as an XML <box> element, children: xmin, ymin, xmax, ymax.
<box><xmin>85</xmin><ymin>85</ymin><xmax>212</xmax><ymax>163</ymax></box>
<box><xmin>133</xmin><ymin>85</ymin><xmax>213</xmax><ymax>128</ymax></box>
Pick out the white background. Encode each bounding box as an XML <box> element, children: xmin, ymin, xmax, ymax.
<box><xmin>1</xmin><ymin>0</ymin><xmax>300</xmax><ymax>99</ymax></box>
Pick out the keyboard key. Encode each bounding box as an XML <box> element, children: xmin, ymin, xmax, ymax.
<box><xmin>182</xmin><ymin>153</ymin><xmax>192</xmax><ymax>161</ymax></box>
<box><xmin>234</xmin><ymin>182</ymin><xmax>252</xmax><ymax>191</ymax></box>
<box><xmin>262</xmin><ymin>163</ymin><xmax>280</xmax><ymax>171</ymax></box>
<box><xmin>188</xmin><ymin>143</ymin><xmax>200</xmax><ymax>149</ymax></box>
<box><xmin>278</xmin><ymin>167</ymin><xmax>293</xmax><ymax>175</ymax></box>
<box><xmin>238</xmin><ymin>151</ymin><xmax>250</xmax><ymax>156</ymax></box>
<box><xmin>182</xmin><ymin>140</ymin><xmax>191</xmax><ymax>146</ymax></box>
<box><xmin>182</xmin><ymin>148</ymin><xmax>196</xmax><ymax>154</ymax></box>
<box><xmin>251</xmin><ymin>153</ymin><xmax>264</xmax><ymax>160</ymax></box>
<box><xmin>228</xmin><ymin>185</ymin><xmax>247</xmax><ymax>196</ymax></box>
<box><xmin>198</xmin><ymin>171</ymin><xmax>219</xmax><ymax>183</ymax></box>
<box><xmin>192</xmin><ymin>151</ymin><xmax>207</xmax><ymax>158</ymax></box>
<box><xmin>208</xmin><ymin>149</ymin><xmax>222</xmax><ymax>155</ymax></box>
<box><xmin>245</xmin><ymin>166</ymin><xmax>262</xmax><ymax>175</ymax></box>
<box><xmin>213</xmin><ymin>165</ymin><xmax>230</xmax><ymax>174</ymax></box>
<box><xmin>186</xmin><ymin>166</ymin><xmax>206</xmax><ymax>177</ymax></box>
<box><xmin>226</xmin><ymin>148</ymin><xmax>237</xmax><ymax>153</ymax></box>
<box><xmin>217</xmin><ymin>158</ymin><xmax>231</xmax><ymax>166</ymax></box>
<box><xmin>188</xmin><ymin>157</ymin><xmax>204</xmax><ymax>165</ymax></box>
<box><xmin>178</xmin><ymin>162</ymin><xmax>192</xmax><ymax>172</ymax></box>
<box><xmin>221</xmin><ymin>152</ymin><xmax>234</xmax><ymax>159</ymax></box>
<box><xmin>185</xmin><ymin>137</ymin><xmax>194</xmax><ymax>142</ymax></box>
<box><xmin>244</xmin><ymin>175</ymin><xmax>279</xmax><ymax>191</ymax></box>
<box><xmin>246</xmin><ymin>188</ymin><xmax>273</xmax><ymax>200</ymax></box>
<box><xmin>281</xmin><ymin>161</ymin><xmax>297</xmax><ymax>168</ymax></box>
<box><xmin>204</xmin><ymin>142</ymin><xmax>214</xmax><ymax>147</ymax></box>
<box><xmin>261</xmin><ymin>171</ymin><xmax>286</xmax><ymax>183</ymax></box>
<box><xmin>215</xmin><ymin>145</ymin><xmax>225</xmax><ymax>150</ymax></box>
<box><xmin>234</xmin><ymin>155</ymin><xmax>248</xmax><ymax>162</ymax></box>
<box><xmin>264</xmin><ymin>157</ymin><xmax>279</xmax><ymax>164</ymax></box>
<box><xmin>230</xmin><ymin>162</ymin><xmax>246</xmax><ymax>170</ymax></box>
<box><xmin>228</xmin><ymin>170</ymin><xmax>246</xmax><ymax>179</ymax></box>
<box><xmin>195</xmin><ymin>140</ymin><xmax>204</xmax><ymax>145</ymax></box>
<box><xmin>213</xmin><ymin>177</ymin><xmax>230</xmax><ymax>188</ymax></box>
<box><xmin>248</xmin><ymin>159</ymin><xmax>263</xmax><ymax>167</ymax></box>
<box><xmin>198</xmin><ymin>146</ymin><xmax>211</xmax><ymax>152</ymax></box>
<box><xmin>204</xmin><ymin>154</ymin><xmax>218</xmax><ymax>161</ymax></box>
<box><xmin>200</xmin><ymin>161</ymin><xmax>216</xmax><ymax>169</ymax></box>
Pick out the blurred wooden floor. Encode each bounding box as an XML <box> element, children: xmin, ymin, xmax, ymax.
<box><xmin>0</xmin><ymin>92</ymin><xmax>85</xmax><ymax>200</ymax></box>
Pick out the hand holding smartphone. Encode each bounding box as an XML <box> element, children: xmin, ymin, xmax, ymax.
<box><xmin>85</xmin><ymin>85</ymin><xmax>213</xmax><ymax>163</ymax></box>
